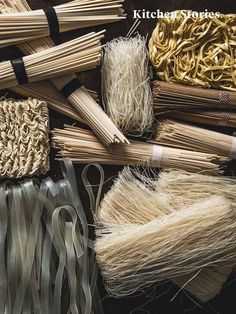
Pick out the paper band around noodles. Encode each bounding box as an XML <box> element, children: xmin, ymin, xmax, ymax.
<box><xmin>219</xmin><ymin>91</ymin><xmax>230</xmax><ymax>108</ymax></box>
<box><xmin>152</xmin><ymin>145</ymin><xmax>163</xmax><ymax>168</ymax></box>
<box><xmin>230</xmin><ymin>138</ymin><xmax>236</xmax><ymax>159</ymax></box>
<box><xmin>218</xmin><ymin>112</ymin><xmax>231</xmax><ymax>127</ymax></box>
<box><xmin>10</xmin><ymin>57</ymin><xmax>28</xmax><ymax>85</ymax></box>
<box><xmin>42</xmin><ymin>6</ymin><xmax>61</xmax><ymax>45</ymax></box>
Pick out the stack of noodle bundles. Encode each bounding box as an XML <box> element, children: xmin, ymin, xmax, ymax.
<box><xmin>0</xmin><ymin>0</ymin><xmax>129</xmax><ymax>146</ymax></box>
<box><xmin>0</xmin><ymin>97</ymin><xmax>49</xmax><ymax>178</ymax></box>
<box><xmin>149</xmin><ymin>11</ymin><xmax>236</xmax><ymax>91</ymax></box>
<box><xmin>95</xmin><ymin>167</ymin><xmax>236</xmax><ymax>301</ymax></box>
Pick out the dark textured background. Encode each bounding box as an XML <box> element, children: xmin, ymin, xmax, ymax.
<box><xmin>1</xmin><ymin>1</ymin><xmax>236</xmax><ymax>313</ymax></box>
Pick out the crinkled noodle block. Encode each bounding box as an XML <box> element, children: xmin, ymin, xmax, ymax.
<box><xmin>0</xmin><ymin>98</ymin><xmax>49</xmax><ymax>178</ymax></box>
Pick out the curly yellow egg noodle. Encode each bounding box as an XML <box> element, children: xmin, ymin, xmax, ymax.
<box><xmin>149</xmin><ymin>11</ymin><xmax>236</xmax><ymax>91</ymax></box>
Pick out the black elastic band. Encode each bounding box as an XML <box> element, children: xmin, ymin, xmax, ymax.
<box><xmin>43</xmin><ymin>6</ymin><xmax>61</xmax><ymax>45</ymax></box>
<box><xmin>10</xmin><ymin>57</ymin><xmax>28</xmax><ymax>85</ymax></box>
<box><xmin>61</xmin><ymin>78</ymin><xmax>83</xmax><ymax>98</ymax></box>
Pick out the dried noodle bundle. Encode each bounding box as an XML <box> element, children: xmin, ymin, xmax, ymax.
<box><xmin>158</xmin><ymin>110</ymin><xmax>236</xmax><ymax>128</ymax></box>
<box><xmin>1</xmin><ymin>0</ymin><xmax>129</xmax><ymax>146</ymax></box>
<box><xmin>152</xmin><ymin>119</ymin><xmax>236</xmax><ymax>158</ymax></box>
<box><xmin>96</xmin><ymin>194</ymin><xmax>236</xmax><ymax>298</ymax></box>
<box><xmin>0</xmin><ymin>0</ymin><xmax>125</xmax><ymax>48</ymax></box>
<box><xmin>10</xmin><ymin>81</ymin><xmax>91</xmax><ymax>124</ymax></box>
<box><xmin>0</xmin><ymin>97</ymin><xmax>49</xmax><ymax>178</ymax></box>
<box><xmin>52</xmin><ymin>125</ymin><xmax>228</xmax><ymax>175</ymax></box>
<box><xmin>97</xmin><ymin>167</ymin><xmax>236</xmax><ymax>301</ymax></box>
<box><xmin>152</xmin><ymin>81</ymin><xmax>236</xmax><ymax>112</ymax></box>
<box><xmin>0</xmin><ymin>160</ymin><xmax>102</xmax><ymax>314</ymax></box>
<box><xmin>149</xmin><ymin>12</ymin><xmax>236</xmax><ymax>91</ymax></box>
<box><xmin>102</xmin><ymin>34</ymin><xmax>154</xmax><ymax>134</ymax></box>
<box><xmin>0</xmin><ymin>31</ymin><xmax>103</xmax><ymax>90</ymax></box>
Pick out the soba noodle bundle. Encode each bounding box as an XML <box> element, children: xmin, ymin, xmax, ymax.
<box><xmin>149</xmin><ymin>11</ymin><xmax>236</xmax><ymax>91</ymax></box>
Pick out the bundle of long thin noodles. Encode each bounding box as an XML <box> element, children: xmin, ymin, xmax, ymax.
<box><xmin>157</xmin><ymin>110</ymin><xmax>236</xmax><ymax>128</ymax></box>
<box><xmin>102</xmin><ymin>34</ymin><xmax>154</xmax><ymax>134</ymax></box>
<box><xmin>0</xmin><ymin>0</ymin><xmax>125</xmax><ymax>48</ymax></box>
<box><xmin>52</xmin><ymin>125</ymin><xmax>228</xmax><ymax>174</ymax></box>
<box><xmin>10</xmin><ymin>81</ymin><xmax>91</xmax><ymax>124</ymax></box>
<box><xmin>0</xmin><ymin>97</ymin><xmax>49</xmax><ymax>178</ymax></box>
<box><xmin>96</xmin><ymin>167</ymin><xmax>236</xmax><ymax>301</ymax></box>
<box><xmin>149</xmin><ymin>12</ymin><xmax>236</xmax><ymax>91</ymax></box>
<box><xmin>0</xmin><ymin>31</ymin><xmax>104</xmax><ymax>90</ymax></box>
<box><xmin>1</xmin><ymin>0</ymin><xmax>129</xmax><ymax>146</ymax></box>
<box><xmin>151</xmin><ymin>119</ymin><xmax>236</xmax><ymax>158</ymax></box>
<box><xmin>96</xmin><ymin>195</ymin><xmax>236</xmax><ymax>297</ymax></box>
<box><xmin>0</xmin><ymin>160</ymin><xmax>102</xmax><ymax>314</ymax></box>
<box><xmin>152</xmin><ymin>81</ymin><xmax>236</xmax><ymax>113</ymax></box>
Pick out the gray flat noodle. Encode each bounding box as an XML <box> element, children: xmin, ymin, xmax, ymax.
<box><xmin>82</xmin><ymin>163</ymin><xmax>105</xmax><ymax>314</ymax></box>
<box><xmin>0</xmin><ymin>160</ymin><xmax>101</xmax><ymax>313</ymax></box>
<box><xmin>62</xmin><ymin>160</ymin><xmax>93</xmax><ymax>314</ymax></box>
<box><xmin>0</xmin><ymin>185</ymin><xmax>8</xmax><ymax>313</ymax></box>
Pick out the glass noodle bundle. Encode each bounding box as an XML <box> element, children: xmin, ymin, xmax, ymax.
<box><xmin>97</xmin><ymin>167</ymin><xmax>236</xmax><ymax>301</ymax></box>
<box><xmin>1</xmin><ymin>0</ymin><xmax>129</xmax><ymax>146</ymax></box>
<box><xmin>151</xmin><ymin>119</ymin><xmax>236</xmax><ymax>158</ymax></box>
<box><xmin>149</xmin><ymin>11</ymin><xmax>236</xmax><ymax>91</ymax></box>
<box><xmin>0</xmin><ymin>0</ymin><xmax>125</xmax><ymax>48</ymax></box>
<box><xmin>51</xmin><ymin>125</ymin><xmax>229</xmax><ymax>175</ymax></box>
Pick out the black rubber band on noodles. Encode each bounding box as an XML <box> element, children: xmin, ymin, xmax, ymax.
<box><xmin>10</xmin><ymin>57</ymin><xmax>29</xmax><ymax>85</ymax></box>
<box><xmin>61</xmin><ymin>78</ymin><xmax>83</xmax><ymax>98</ymax></box>
<box><xmin>43</xmin><ymin>6</ymin><xmax>61</xmax><ymax>45</ymax></box>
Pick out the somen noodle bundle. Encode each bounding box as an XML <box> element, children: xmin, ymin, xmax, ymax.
<box><xmin>52</xmin><ymin>125</ymin><xmax>228</xmax><ymax>174</ymax></box>
<box><xmin>97</xmin><ymin>167</ymin><xmax>236</xmax><ymax>301</ymax></box>
<box><xmin>0</xmin><ymin>31</ymin><xmax>104</xmax><ymax>90</ymax></box>
<box><xmin>10</xmin><ymin>81</ymin><xmax>97</xmax><ymax>124</ymax></box>
<box><xmin>0</xmin><ymin>0</ymin><xmax>125</xmax><ymax>48</ymax></box>
<box><xmin>149</xmin><ymin>11</ymin><xmax>236</xmax><ymax>91</ymax></box>
<box><xmin>151</xmin><ymin>119</ymin><xmax>236</xmax><ymax>158</ymax></box>
<box><xmin>0</xmin><ymin>0</ymin><xmax>129</xmax><ymax>146</ymax></box>
<box><xmin>152</xmin><ymin>81</ymin><xmax>236</xmax><ymax>113</ymax></box>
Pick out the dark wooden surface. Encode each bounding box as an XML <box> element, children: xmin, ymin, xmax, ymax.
<box><xmin>1</xmin><ymin>1</ymin><xmax>236</xmax><ymax>313</ymax></box>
